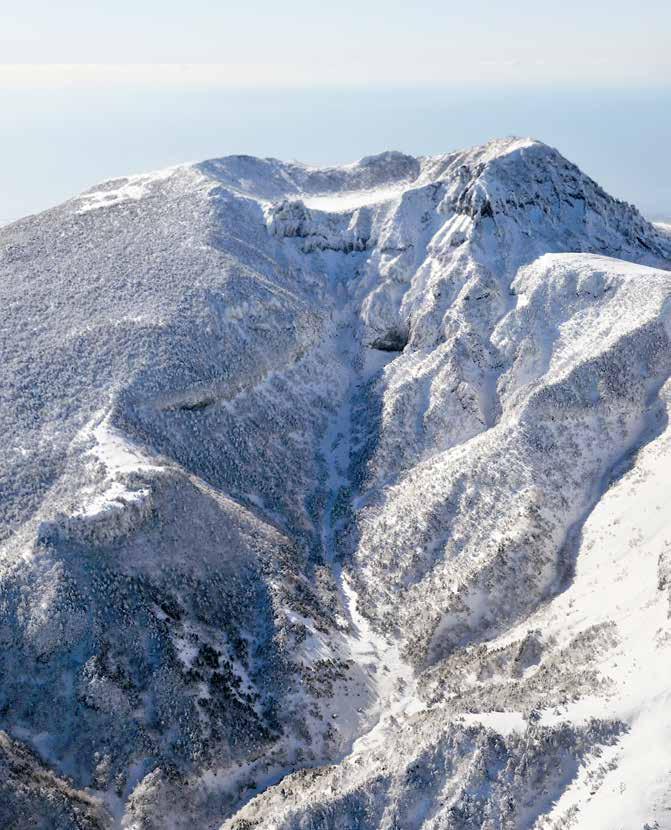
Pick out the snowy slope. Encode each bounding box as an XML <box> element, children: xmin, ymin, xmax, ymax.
<box><xmin>0</xmin><ymin>138</ymin><xmax>670</xmax><ymax>829</ymax></box>
<box><xmin>230</xmin><ymin>372</ymin><xmax>671</xmax><ymax>830</ymax></box>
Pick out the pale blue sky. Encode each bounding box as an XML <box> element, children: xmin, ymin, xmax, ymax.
<box><xmin>2</xmin><ymin>1</ymin><xmax>670</xmax><ymax>83</ymax></box>
<box><xmin>1</xmin><ymin>2</ymin><xmax>670</xmax><ymax>224</ymax></box>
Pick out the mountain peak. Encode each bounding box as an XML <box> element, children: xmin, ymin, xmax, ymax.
<box><xmin>1</xmin><ymin>137</ymin><xmax>671</xmax><ymax>829</ymax></box>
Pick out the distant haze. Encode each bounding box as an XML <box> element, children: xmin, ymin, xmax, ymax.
<box><xmin>2</xmin><ymin>0</ymin><xmax>670</xmax><ymax>83</ymax></box>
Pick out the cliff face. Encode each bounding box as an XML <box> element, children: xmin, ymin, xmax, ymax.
<box><xmin>1</xmin><ymin>138</ymin><xmax>670</xmax><ymax>829</ymax></box>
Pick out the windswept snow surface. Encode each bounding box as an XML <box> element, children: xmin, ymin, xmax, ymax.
<box><xmin>303</xmin><ymin>185</ymin><xmax>407</xmax><ymax>212</ymax></box>
<box><xmin>1</xmin><ymin>138</ymin><xmax>671</xmax><ymax>829</ymax></box>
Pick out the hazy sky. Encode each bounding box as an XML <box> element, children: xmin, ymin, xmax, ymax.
<box><xmin>1</xmin><ymin>2</ymin><xmax>670</xmax><ymax>224</ymax></box>
<box><xmin>2</xmin><ymin>0</ymin><xmax>670</xmax><ymax>84</ymax></box>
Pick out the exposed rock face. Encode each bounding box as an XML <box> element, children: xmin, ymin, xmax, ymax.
<box><xmin>1</xmin><ymin>138</ymin><xmax>671</xmax><ymax>829</ymax></box>
<box><xmin>267</xmin><ymin>199</ymin><xmax>372</xmax><ymax>253</ymax></box>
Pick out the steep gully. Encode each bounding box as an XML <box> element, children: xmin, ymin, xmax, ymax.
<box><xmin>222</xmin><ymin>222</ymin><xmax>518</xmax><ymax>816</ymax></box>
<box><xmin>317</xmin><ymin>295</ymin><xmax>419</xmax><ymax>762</ymax></box>
<box><xmin>204</xmin><ymin>276</ymin><xmax>419</xmax><ymax>826</ymax></box>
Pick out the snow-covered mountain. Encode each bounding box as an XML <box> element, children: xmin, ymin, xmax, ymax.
<box><xmin>1</xmin><ymin>137</ymin><xmax>671</xmax><ymax>829</ymax></box>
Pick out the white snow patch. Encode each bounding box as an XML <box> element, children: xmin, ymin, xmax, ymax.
<box><xmin>303</xmin><ymin>185</ymin><xmax>406</xmax><ymax>213</ymax></box>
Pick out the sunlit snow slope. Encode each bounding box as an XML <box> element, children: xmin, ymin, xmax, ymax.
<box><xmin>1</xmin><ymin>138</ymin><xmax>670</xmax><ymax>829</ymax></box>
